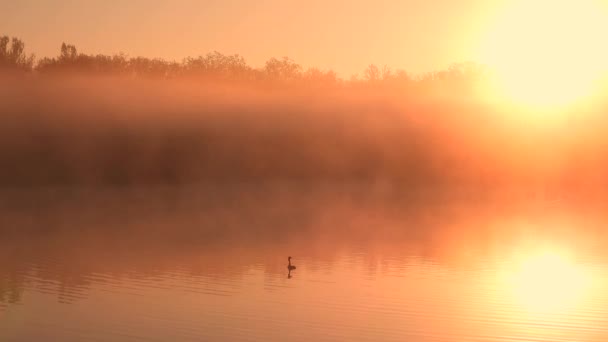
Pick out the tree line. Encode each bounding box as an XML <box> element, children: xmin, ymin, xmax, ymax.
<box><xmin>0</xmin><ymin>35</ymin><xmax>487</xmax><ymax>88</ymax></box>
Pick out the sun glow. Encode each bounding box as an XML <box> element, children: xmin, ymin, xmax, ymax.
<box><xmin>504</xmin><ymin>250</ymin><xmax>591</xmax><ymax>313</ymax></box>
<box><xmin>479</xmin><ymin>0</ymin><xmax>608</xmax><ymax>108</ymax></box>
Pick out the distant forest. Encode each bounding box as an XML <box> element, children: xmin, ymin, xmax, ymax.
<box><xmin>0</xmin><ymin>36</ymin><xmax>487</xmax><ymax>88</ymax></box>
<box><xmin>1</xmin><ymin>35</ymin><xmax>607</xmax><ymax>191</ymax></box>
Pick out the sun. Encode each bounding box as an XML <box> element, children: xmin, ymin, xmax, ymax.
<box><xmin>478</xmin><ymin>0</ymin><xmax>608</xmax><ymax>108</ymax></box>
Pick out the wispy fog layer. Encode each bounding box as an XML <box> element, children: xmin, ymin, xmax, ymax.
<box><xmin>1</xmin><ymin>73</ymin><xmax>607</xmax><ymax>189</ymax></box>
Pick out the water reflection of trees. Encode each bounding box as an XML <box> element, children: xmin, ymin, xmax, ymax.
<box><xmin>1</xmin><ymin>186</ymin><xmax>607</xmax><ymax>306</ymax></box>
<box><xmin>0</xmin><ymin>273</ymin><xmax>25</xmax><ymax>306</ymax></box>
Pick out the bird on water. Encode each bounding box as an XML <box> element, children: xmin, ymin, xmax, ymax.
<box><xmin>287</xmin><ymin>256</ymin><xmax>296</xmax><ymax>271</ymax></box>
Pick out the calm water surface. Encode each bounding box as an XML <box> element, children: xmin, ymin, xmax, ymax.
<box><xmin>2</xmin><ymin>185</ymin><xmax>608</xmax><ymax>341</ymax></box>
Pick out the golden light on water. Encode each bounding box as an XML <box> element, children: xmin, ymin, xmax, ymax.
<box><xmin>479</xmin><ymin>0</ymin><xmax>608</xmax><ymax>108</ymax></box>
<box><xmin>503</xmin><ymin>250</ymin><xmax>591</xmax><ymax>313</ymax></box>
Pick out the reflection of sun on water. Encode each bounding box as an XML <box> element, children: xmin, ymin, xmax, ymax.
<box><xmin>479</xmin><ymin>0</ymin><xmax>608</xmax><ymax>109</ymax></box>
<box><xmin>503</xmin><ymin>250</ymin><xmax>591</xmax><ymax>313</ymax></box>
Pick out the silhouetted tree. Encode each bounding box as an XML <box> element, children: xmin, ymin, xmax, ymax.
<box><xmin>0</xmin><ymin>36</ymin><xmax>35</xmax><ymax>71</ymax></box>
<box><xmin>364</xmin><ymin>64</ymin><xmax>381</xmax><ymax>82</ymax></box>
<box><xmin>128</xmin><ymin>56</ymin><xmax>179</xmax><ymax>78</ymax></box>
<box><xmin>184</xmin><ymin>51</ymin><xmax>252</xmax><ymax>81</ymax></box>
<box><xmin>303</xmin><ymin>67</ymin><xmax>339</xmax><ymax>85</ymax></box>
<box><xmin>37</xmin><ymin>42</ymin><xmax>79</xmax><ymax>73</ymax></box>
<box><xmin>60</xmin><ymin>43</ymin><xmax>78</xmax><ymax>61</ymax></box>
<box><xmin>264</xmin><ymin>57</ymin><xmax>302</xmax><ymax>81</ymax></box>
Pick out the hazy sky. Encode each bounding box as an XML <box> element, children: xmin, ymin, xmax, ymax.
<box><xmin>3</xmin><ymin>0</ymin><xmax>504</xmax><ymax>75</ymax></box>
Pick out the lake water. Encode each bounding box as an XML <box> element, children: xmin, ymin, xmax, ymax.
<box><xmin>2</xmin><ymin>184</ymin><xmax>608</xmax><ymax>341</ymax></box>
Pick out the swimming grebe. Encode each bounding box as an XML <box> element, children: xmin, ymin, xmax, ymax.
<box><xmin>287</xmin><ymin>256</ymin><xmax>296</xmax><ymax>271</ymax></box>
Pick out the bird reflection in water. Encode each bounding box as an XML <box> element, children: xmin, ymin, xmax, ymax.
<box><xmin>287</xmin><ymin>256</ymin><xmax>296</xmax><ymax>279</ymax></box>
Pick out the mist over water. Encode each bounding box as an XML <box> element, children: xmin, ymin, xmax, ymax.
<box><xmin>2</xmin><ymin>185</ymin><xmax>608</xmax><ymax>341</ymax></box>
<box><xmin>3</xmin><ymin>67</ymin><xmax>608</xmax><ymax>341</ymax></box>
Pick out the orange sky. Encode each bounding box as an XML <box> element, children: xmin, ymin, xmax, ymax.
<box><xmin>4</xmin><ymin>0</ymin><xmax>502</xmax><ymax>76</ymax></box>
